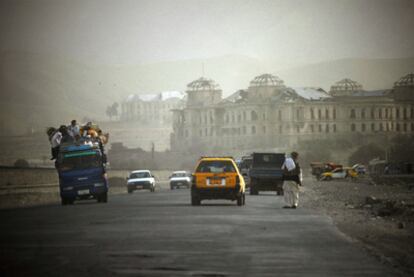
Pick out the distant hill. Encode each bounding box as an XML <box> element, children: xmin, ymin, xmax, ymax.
<box><xmin>279</xmin><ymin>57</ymin><xmax>414</xmax><ymax>90</ymax></box>
<box><xmin>0</xmin><ymin>51</ymin><xmax>412</xmax><ymax>135</ymax></box>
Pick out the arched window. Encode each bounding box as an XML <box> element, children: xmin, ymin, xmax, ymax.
<box><xmin>310</xmin><ymin>108</ymin><xmax>315</xmax><ymax>120</ymax></box>
<box><xmin>325</xmin><ymin>109</ymin><xmax>329</xmax><ymax>119</ymax></box>
<box><xmin>351</xmin><ymin>123</ymin><xmax>356</xmax><ymax>132</ymax></box>
<box><xmin>333</xmin><ymin>124</ymin><xmax>337</xmax><ymax>132</ymax></box>
<box><xmin>371</xmin><ymin>108</ymin><xmax>375</xmax><ymax>119</ymax></box>
<box><xmin>251</xmin><ymin>111</ymin><xmax>258</xmax><ymax>121</ymax></box>
<box><xmin>325</xmin><ymin>124</ymin><xmax>329</xmax><ymax>133</ymax></box>
<box><xmin>361</xmin><ymin>123</ymin><xmax>366</xmax><ymax>132</ymax></box>
<box><xmin>350</xmin><ymin>109</ymin><xmax>356</xmax><ymax>119</ymax></box>
<box><xmin>361</xmin><ymin>109</ymin><xmax>366</xmax><ymax>119</ymax></box>
<box><xmin>371</xmin><ymin>123</ymin><xmax>375</xmax><ymax>131</ymax></box>
<box><xmin>251</xmin><ymin>125</ymin><xmax>256</xmax><ymax>134</ymax></box>
<box><xmin>318</xmin><ymin>109</ymin><xmax>322</xmax><ymax>119</ymax></box>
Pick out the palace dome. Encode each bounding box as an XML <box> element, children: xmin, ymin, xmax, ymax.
<box><xmin>186</xmin><ymin>77</ymin><xmax>221</xmax><ymax>92</ymax></box>
<box><xmin>394</xmin><ymin>73</ymin><xmax>414</xmax><ymax>88</ymax></box>
<box><xmin>330</xmin><ymin>78</ymin><xmax>363</xmax><ymax>95</ymax></box>
<box><xmin>249</xmin><ymin>73</ymin><xmax>285</xmax><ymax>88</ymax></box>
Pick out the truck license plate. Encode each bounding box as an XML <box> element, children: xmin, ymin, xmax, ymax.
<box><xmin>77</xmin><ymin>189</ymin><xmax>89</xmax><ymax>195</ymax></box>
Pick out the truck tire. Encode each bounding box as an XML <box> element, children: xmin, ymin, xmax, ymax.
<box><xmin>97</xmin><ymin>192</ymin><xmax>108</xmax><ymax>203</ymax></box>
<box><xmin>61</xmin><ymin>197</ymin><xmax>68</xmax><ymax>206</ymax></box>
<box><xmin>250</xmin><ymin>186</ymin><xmax>258</xmax><ymax>195</ymax></box>
<box><xmin>62</xmin><ymin>198</ymin><xmax>74</xmax><ymax>205</ymax></box>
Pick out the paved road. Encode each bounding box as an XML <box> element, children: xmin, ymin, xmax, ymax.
<box><xmin>0</xmin><ymin>187</ymin><xmax>396</xmax><ymax>276</ymax></box>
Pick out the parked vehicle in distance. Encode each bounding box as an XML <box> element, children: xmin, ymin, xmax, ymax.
<box><xmin>249</xmin><ymin>152</ymin><xmax>285</xmax><ymax>195</ymax></box>
<box><xmin>170</xmin><ymin>171</ymin><xmax>191</xmax><ymax>189</ymax></box>
<box><xmin>56</xmin><ymin>139</ymin><xmax>109</xmax><ymax>205</ymax></box>
<box><xmin>191</xmin><ymin>157</ymin><xmax>245</xmax><ymax>206</ymax></box>
<box><xmin>310</xmin><ymin>162</ymin><xmax>344</xmax><ymax>180</ymax></box>
<box><xmin>352</xmin><ymin>164</ymin><xmax>366</xmax><ymax>175</ymax></box>
<box><xmin>320</xmin><ymin>167</ymin><xmax>357</xmax><ymax>181</ymax></box>
<box><xmin>127</xmin><ymin>170</ymin><xmax>155</xmax><ymax>193</ymax></box>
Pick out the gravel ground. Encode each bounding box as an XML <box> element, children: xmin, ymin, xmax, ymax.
<box><xmin>301</xmin><ymin>176</ymin><xmax>414</xmax><ymax>276</ymax></box>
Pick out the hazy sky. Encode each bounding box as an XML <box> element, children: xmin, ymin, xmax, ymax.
<box><xmin>1</xmin><ymin>0</ymin><xmax>414</xmax><ymax>67</ymax></box>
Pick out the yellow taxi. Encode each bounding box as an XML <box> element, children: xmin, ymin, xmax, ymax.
<box><xmin>191</xmin><ymin>157</ymin><xmax>246</xmax><ymax>206</ymax></box>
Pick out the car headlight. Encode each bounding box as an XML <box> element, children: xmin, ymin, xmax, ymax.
<box><xmin>94</xmin><ymin>183</ymin><xmax>105</xmax><ymax>187</ymax></box>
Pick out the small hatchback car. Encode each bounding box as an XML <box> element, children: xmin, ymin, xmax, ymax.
<box><xmin>191</xmin><ymin>157</ymin><xmax>245</xmax><ymax>206</ymax></box>
<box><xmin>127</xmin><ymin>170</ymin><xmax>155</xmax><ymax>193</ymax></box>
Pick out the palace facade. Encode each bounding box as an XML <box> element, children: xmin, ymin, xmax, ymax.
<box><xmin>170</xmin><ymin>73</ymin><xmax>414</xmax><ymax>153</ymax></box>
<box><xmin>121</xmin><ymin>91</ymin><xmax>185</xmax><ymax>125</ymax></box>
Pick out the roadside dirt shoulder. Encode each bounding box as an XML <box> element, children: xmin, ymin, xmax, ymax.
<box><xmin>301</xmin><ymin>177</ymin><xmax>414</xmax><ymax>276</ymax></box>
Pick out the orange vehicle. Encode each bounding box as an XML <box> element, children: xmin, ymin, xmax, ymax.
<box><xmin>191</xmin><ymin>157</ymin><xmax>246</xmax><ymax>206</ymax></box>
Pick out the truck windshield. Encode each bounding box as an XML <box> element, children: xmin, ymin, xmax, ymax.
<box><xmin>253</xmin><ymin>153</ymin><xmax>285</xmax><ymax>168</ymax></box>
<box><xmin>59</xmin><ymin>151</ymin><xmax>102</xmax><ymax>171</ymax></box>
<box><xmin>196</xmin><ymin>161</ymin><xmax>236</xmax><ymax>173</ymax></box>
<box><xmin>130</xmin><ymin>172</ymin><xmax>151</xmax><ymax>178</ymax></box>
<box><xmin>172</xmin><ymin>172</ymin><xmax>187</xmax><ymax>177</ymax></box>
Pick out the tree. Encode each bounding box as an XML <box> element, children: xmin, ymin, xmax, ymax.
<box><xmin>106</xmin><ymin>102</ymin><xmax>119</xmax><ymax>121</ymax></box>
<box><xmin>389</xmin><ymin>135</ymin><xmax>414</xmax><ymax>163</ymax></box>
<box><xmin>348</xmin><ymin>143</ymin><xmax>384</xmax><ymax>165</ymax></box>
<box><xmin>14</xmin><ymin>159</ymin><xmax>30</xmax><ymax>168</ymax></box>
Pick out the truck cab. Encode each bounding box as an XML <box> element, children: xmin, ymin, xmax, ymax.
<box><xmin>56</xmin><ymin>140</ymin><xmax>108</xmax><ymax>205</ymax></box>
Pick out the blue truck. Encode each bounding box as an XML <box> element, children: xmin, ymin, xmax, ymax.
<box><xmin>56</xmin><ymin>140</ymin><xmax>109</xmax><ymax>205</ymax></box>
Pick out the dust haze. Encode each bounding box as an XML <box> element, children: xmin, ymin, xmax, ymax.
<box><xmin>0</xmin><ymin>0</ymin><xmax>413</xmax><ymax>164</ymax></box>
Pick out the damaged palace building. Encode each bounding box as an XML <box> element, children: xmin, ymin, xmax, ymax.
<box><xmin>170</xmin><ymin>73</ymin><xmax>414</xmax><ymax>153</ymax></box>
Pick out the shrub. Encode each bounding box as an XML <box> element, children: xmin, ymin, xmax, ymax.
<box><xmin>14</xmin><ymin>159</ymin><xmax>30</xmax><ymax>168</ymax></box>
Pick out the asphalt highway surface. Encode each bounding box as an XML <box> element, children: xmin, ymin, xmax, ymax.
<box><xmin>0</xmin><ymin>187</ymin><xmax>397</xmax><ymax>276</ymax></box>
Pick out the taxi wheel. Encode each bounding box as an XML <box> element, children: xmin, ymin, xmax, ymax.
<box><xmin>237</xmin><ymin>193</ymin><xmax>245</xmax><ymax>206</ymax></box>
<box><xmin>191</xmin><ymin>195</ymin><xmax>201</xmax><ymax>206</ymax></box>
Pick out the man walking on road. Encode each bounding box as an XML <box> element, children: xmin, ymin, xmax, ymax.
<box><xmin>282</xmin><ymin>151</ymin><xmax>302</xmax><ymax>209</ymax></box>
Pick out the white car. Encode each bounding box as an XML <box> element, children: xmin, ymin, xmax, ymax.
<box><xmin>127</xmin><ymin>170</ymin><xmax>155</xmax><ymax>193</ymax></box>
<box><xmin>169</xmin><ymin>171</ymin><xmax>191</xmax><ymax>189</ymax></box>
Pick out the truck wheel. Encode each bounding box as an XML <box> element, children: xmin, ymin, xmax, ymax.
<box><xmin>191</xmin><ymin>196</ymin><xmax>201</xmax><ymax>206</ymax></box>
<box><xmin>250</xmin><ymin>186</ymin><xmax>258</xmax><ymax>195</ymax></box>
<box><xmin>61</xmin><ymin>197</ymin><xmax>68</xmax><ymax>205</ymax></box>
<box><xmin>62</xmin><ymin>198</ymin><xmax>74</xmax><ymax>205</ymax></box>
<box><xmin>98</xmin><ymin>193</ymin><xmax>108</xmax><ymax>203</ymax></box>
